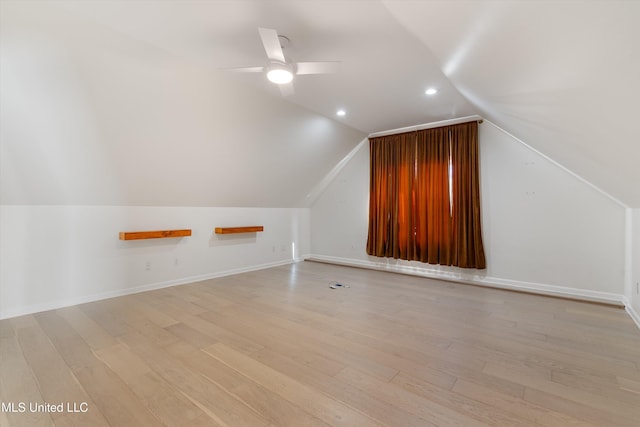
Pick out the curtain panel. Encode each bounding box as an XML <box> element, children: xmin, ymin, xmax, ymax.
<box><xmin>366</xmin><ymin>121</ymin><xmax>486</xmax><ymax>269</ymax></box>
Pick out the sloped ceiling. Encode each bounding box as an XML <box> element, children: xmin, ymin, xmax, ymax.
<box><xmin>383</xmin><ymin>0</ymin><xmax>640</xmax><ymax>207</ymax></box>
<box><xmin>2</xmin><ymin>1</ymin><xmax>639</xmax><ymax>207</ymax></box>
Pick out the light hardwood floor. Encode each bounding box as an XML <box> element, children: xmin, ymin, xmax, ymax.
<box><xmin>1</xmin><ymin>261</ymin><xmax>640</xmax><ymax>426</ymax></box>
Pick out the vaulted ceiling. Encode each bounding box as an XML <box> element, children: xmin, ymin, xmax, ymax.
<box><xmin>2</xmin><ymin>1</ymin><xmax>639</xmax><ymax>206</ymax></box>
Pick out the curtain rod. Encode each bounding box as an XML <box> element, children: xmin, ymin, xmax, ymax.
<box><xmin>368</xmin><ymin>115</ymin><xmax>484</xmax><ymax>138</ymax></box>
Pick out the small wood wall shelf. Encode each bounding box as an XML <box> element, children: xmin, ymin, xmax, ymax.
<box><xmin>119</xmin><ymin>229</ymin><xmax>192</xmax><ymax>240</ymax></box>
<box><xmin>215</xmin><ymin>226</ymin><xmax>264</xmax><ymax>234</ymax></box>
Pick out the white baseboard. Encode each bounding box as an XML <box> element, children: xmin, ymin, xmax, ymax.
<box><xmin>0</xmin><ymin>258</ymin><xmax>303</xmax><ymax>320</ymax></box>
<box><xmin>624</xmin><ymin>300</ymin><xmax>640</xmax><ymax>329</ymax></box>
<box><xmin>305</xmin><ymin>254</ymin><xmax>626</xmax><ymax>306</ymax></box>
<box><xmin>5</xmin><ymin>254</ymin><xmax>637</xmax><ymax>331</ymax></box>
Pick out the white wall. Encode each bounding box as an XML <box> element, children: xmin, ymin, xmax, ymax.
<box><xmin>0</xmin><ymin>1</ymin><xmax>361</xmax><ymax>319</ymax></box>
<box><xmin>311</xmin><ymin>121</ymin><xmax>627</xmax><ymax>303</ymax></box>
<box><xmin>0</xmin><ymin>205</ymin><xmax>310</xmax><ymax>319</ymax></box>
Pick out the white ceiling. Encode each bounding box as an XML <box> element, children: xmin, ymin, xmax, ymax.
<box><xmin>384</xmin><ymin>0</ymin><xmax>640</xmax><ymax>207</ymax></box>
<box><xmin>2</xmin><ymin>1</ymin><xmax>640</xmax><ymax>206</ymax></box>
<box><xmin>50</xmin><ymin>0</ymin><xmax>478</xmax><ymax>134</ymax></box>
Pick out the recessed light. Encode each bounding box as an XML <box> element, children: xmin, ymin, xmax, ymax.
<box><xmin>336</xmin><ymin>110</ymin><xmax>346</xmax><ymax>116</ymax></box>
<box><xmin>425</xmin><ymin>88</ymin><xmax>438</xmax><ymax>95</ymax></box>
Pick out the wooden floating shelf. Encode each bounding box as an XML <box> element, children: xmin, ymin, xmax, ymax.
<box><xmin>119</xmin><ymin>229</ymin><xmax>192</xmax><ymax>241</ymax></box>
<box><xmin>215</xmin><ymin>226</ymin><xmax>264</xmax><ymax>234</ymax></box>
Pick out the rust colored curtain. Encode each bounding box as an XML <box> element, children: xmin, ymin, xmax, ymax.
<box><xmin>366</xmin><ymin>121</ymin><xmax>486</xmax><ymax>269</ymax></box>
<box><xmin>367</xmin><ymin>132</ymin><xmax>414</xmax><ymax>259</ymax></box>
<box><xmin>450</xmin><ymin>122</ymin><xmax>485</xmax><ymax>268</ymax></box>
<box><xmin>415</xmin><ymin>126</ymin><xmax>453</xmax><ymax>265</ymax></box>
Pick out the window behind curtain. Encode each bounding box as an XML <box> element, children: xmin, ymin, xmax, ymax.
<box><xmin>366</xmin><ymin>121</ymin><xmax>486</xmax><ymax>269</ymax></box>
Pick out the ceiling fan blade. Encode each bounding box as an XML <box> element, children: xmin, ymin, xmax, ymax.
<box><xmin>225</xmin><ymin>66</ymin><xmax>265</xmax><ymax>73</ymax></box>
<box><xmin>295</xmin><ymin>61</ymin><xmax>340</xmax><ymax>75</ymax></box>
<box><xmin>279</xmin><ymin>82</ymin><xmax>295</xmax><ymax>97</ymax></box>
<box><xmin>258</xmin><ymin>28</ymin><xmax>286</xmax><ymax>63</ymax></box>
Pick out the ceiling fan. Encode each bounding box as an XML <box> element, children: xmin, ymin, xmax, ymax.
<box><xmin>228</xmin><ymin>28</ymin><xmax>339</xmax><ymax>96</ymax></box>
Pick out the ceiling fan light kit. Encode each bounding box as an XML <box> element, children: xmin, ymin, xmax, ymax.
<box><xmin>267</xmin><ymin>63</ymin><xmax>294</xmax><ymax>84</ymax></box>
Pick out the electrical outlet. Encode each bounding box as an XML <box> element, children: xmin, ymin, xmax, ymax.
<box><xmin>174</xmin><ymin>258</ymin><xmax>179</xmax><ymax>266</ymax></box>
<box><xmin>145</xmin><ymin>261</ymin><xmax>151</xmax><ymax>271</ymax></box>
<box><xmin>636</xmin><ymin>282</ymin><xmax>639</xmax><ymax>295</ymax></box>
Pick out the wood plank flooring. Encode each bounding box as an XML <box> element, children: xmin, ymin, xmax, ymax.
<box><xmin>1</xmin><ymin>261</ymin><xmax>640</xmax><ymax>426</ymax></box>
